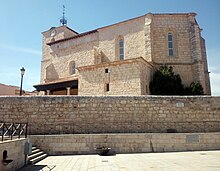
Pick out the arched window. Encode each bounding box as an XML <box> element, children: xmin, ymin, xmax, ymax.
<box><xmin>119</xmin><ymin>39</ymin><xmax>124</xmax><ymax>60</ymax></box>
<box><xmin>69</xmin><ymin>61</ymin><xmax>76</xmax><ymax>75</ymax></box>
<box><xmin>168</xmin><ymin>33</ymin><xmax>174</xmax><ymax>56</ymax></box>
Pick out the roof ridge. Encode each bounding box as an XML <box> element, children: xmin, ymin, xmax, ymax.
<box><xmin>47</xmin><ymin>12</ymin><xmax>197</xmax><ymax>45</ymax></box>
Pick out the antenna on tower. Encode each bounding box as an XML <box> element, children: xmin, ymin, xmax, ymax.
<box><xmin>60</xmin><ymin>5</ymin><xmax>67</xmax><ymax>25</ymax></box>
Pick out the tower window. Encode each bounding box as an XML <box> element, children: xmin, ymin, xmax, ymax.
<box><xmin>105</xmin><ymin>68</ymin><xmax>109</xmax><ymax>73</ymax></box>
<box><xmin>168</xmin><ymin>33</ymin><xmax>174</xmax><ymax>56</ymax></box>
<box><xmin>119</xmin><ymin>39</ymin><xmax>124</xmax><ymax>60</ymax></box>
<box><xmin>106</xmin><ymin>83</ymin><xmax>110</xmax><ymax>92</ymax></box>
<box><xmin>70</xmin><ymin>62</ymin><xmax>76</xmax><ymax>75</ymax></box>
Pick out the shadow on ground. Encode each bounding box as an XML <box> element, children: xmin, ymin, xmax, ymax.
<box><xmin>17</xmin><ymin>165</ymin><xmax>56</xmax><ymax>171</ymax></box>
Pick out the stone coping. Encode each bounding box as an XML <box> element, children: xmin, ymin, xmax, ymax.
<box><xmin>77</xmin><ymin>57</ymin><xmax>153</xmax><ymax>71</ymax></box>
<box><xmin>0</xmin><ymin>138</ymin><xmax>27</xmax><ymax>144</ymax></box>
<box><xmin>29</xmin><ymin>132</ymin><xmax>220</xmax><ymax>136</ymax></box>
<box><xmin>0</xmin><ymin>95</ymin><xmax>216</xmax><ymax>99</ymax></box>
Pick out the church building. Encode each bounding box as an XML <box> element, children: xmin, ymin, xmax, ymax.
<box><xmin>34</xmin><ymin>13</ymin><xmax>211</xmax><ymax>95</ymax></box>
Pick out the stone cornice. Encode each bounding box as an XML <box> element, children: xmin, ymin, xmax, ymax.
<box><xmin>34</xmin><ymin>76</ymin><xmax>78</xmax><ymax>87</ymax></box>
<box><xmin>153</xmin><ymin>61</ymin><xmax>204</xmax><ymax>66</ymax></box>
<box><xmin>77</xmin><ymin>57</ymin><xmax>154</xmax><ymax>71</ymax></box>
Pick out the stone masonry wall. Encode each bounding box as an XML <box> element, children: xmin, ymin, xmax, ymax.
<box><xmin>79</xmin><ymin>62</ymin><xmax>142</xmax><ymax>95</ymax></box>
<box><xmin>30</xmin><ymin>133</ymin><xmax>220</xmax><ymax>155</ymax></box>
<box><xmin>201</xmin><ymin>37</ymin><xmax>211</xmax><ymax>95</ymax></box>
<box><xmin>152</xmin><ymin>14</ymin><xmax>193</xmax><ymax>63</ymax></box>
<box><xmin>0</xmin><ymin>96</ymin><xmax>219</xmax><ymax>135</ymax></box>
<box><xmin>0</xmin><ymin>138</ymin><xmax>27</xmax><ymax>171</ymax></box>
<box><xmin>41</xmin><ymin>26</ymin><xmax>79</xmax><ymax>83</ymax></box>
<box><xmin>78</xmin><ymin>58</ymin><xmax>152</xmax><ymax>95</ymax></box>
<box><xmin>41</xmin><ymin>16</ymin><xmax>146</xmax><ymax>85</ymax></box>
<box><xmin>41</xmin><ymin>32</ymin><xmax>99</xmax><ymax>83</ymax></box>
<box><xmin>98</xmin><ymin>16</ymin><xmax>145</xmax><ymax>62</ymax></box>
<box><xmin>151</xmin><ymin>13</ymin><xmax>210</xmax><ymax>94</ymax></box>
<box><xmin>140</xmin><ymin>61</ymin><xmax>153</xmax><ymax>94</ymax></box>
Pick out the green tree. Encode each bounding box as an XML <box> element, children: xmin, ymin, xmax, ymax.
<box><xmin>149</xmin><ymin>66</ymin><xmax>204</xmax><ymax>95</ymax></box>
<box><xmin>184</xmin><ymin>82</ymin><xmax>204</xmax><ymax>95</ymax></box>
<box><xmin>150</xmin><ymin>66</ymin><xmax>184</xmax><ymax>95</ymax></box>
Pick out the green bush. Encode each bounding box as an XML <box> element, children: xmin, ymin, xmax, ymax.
<box><xmin>184</xmin><ymin>82</ymin><xmax>204</xmax><ymax>95</ymax></box>
<box><xmin>150</xmin><ymin>66</ymin><xmax>204</xmax><ymax>95</ymax></box>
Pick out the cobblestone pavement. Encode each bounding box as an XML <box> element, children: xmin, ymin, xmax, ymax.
<box><xmin>18</xmin><ymin>150</ymin><xmax>220</xmax><ymax>171</ymax></box>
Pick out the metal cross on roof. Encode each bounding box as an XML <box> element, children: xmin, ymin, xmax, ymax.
<box><xmin>60</xmin><ymin>5</ymin><xmax>67</xmax><ymax>25</ymax></box>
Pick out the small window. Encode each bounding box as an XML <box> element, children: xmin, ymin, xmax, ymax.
<box><xmin>105</xmin><ymin>68</ymin><xmax>109</xmax><ymax>73</ymax></box>
<box><xmin>71</xmin><ymin>62</ymin><xmax>76</xmax><ymax>75</ymax></box>
<box><xmin>106</xmin><ymin>83</ymin><xmax>110</xmax><ymax>92</ymax></box>
<box><xmin>168</xmin><ymin>33</ymin><xmax>174</xmax><ymax>56</ymax></box>
<box><xmin>119</xmin><ymin>39</ymin><xmax>124</xmax><ymax>60</ymax></box>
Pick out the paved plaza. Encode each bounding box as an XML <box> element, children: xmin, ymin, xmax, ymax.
<box><xmin>18</xmin><ymin>150</ymin><xmax>220</xmax><ymax>171</ymax></box>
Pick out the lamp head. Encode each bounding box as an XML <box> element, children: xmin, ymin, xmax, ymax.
<box><xmin>20</xmin><ymin>67</ymin><xmax>25</xmax><ymax>76</ymax></box>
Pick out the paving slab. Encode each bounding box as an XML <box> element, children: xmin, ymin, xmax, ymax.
<box><xmin>18</xmin><ymin>150</ymin><xmax>220</xmax><ymax>171</ymax></box>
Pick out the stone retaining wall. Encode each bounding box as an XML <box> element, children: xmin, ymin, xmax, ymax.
<box><xmin>0</xmin><ymin>138</ymin><xmax>27</xmax><ymax>171</ymax></box>
<box><xmin>30</xmin><ymin>133</ymin><xmax>220</xmax><ymax>155</ymax></box>
<box><xmin>0</xmin><ymin>96</ymin><xmax>220</xmax><ymax>134</ymax></box>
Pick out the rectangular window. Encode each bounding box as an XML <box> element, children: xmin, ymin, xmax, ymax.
<box><xmin>168</xmin><ymin>42</ymin><xmax>173</xmax><ymax>49</ymax></box>
<box><xmin>168</xmin><ymin>33</ymin><xmax>174</xmax><ymax>56</ymax></box>
<box><xmin>119</xmin><ymin>48</ymin><xmax>124</xmax><ymax>55</ymax></box>
<box><xmin>169</xmin><ymin>49</ymin><xmax>174</xmax><ymax>56</ymax></box>
<box><xmin>106</xmin><ymin>83</ymin><xmax>110</xmax><ymax>92</ymax></box>
<box><xmin>168</xmin><ymin>34</ymin><xmax>173</xmax><ymax>41</ymax></box>
<box><xmin>105</xmin><ymin>68</ymin><xmax>109</xmax><ymax>73</ymax></box>
<box><xmin>119</xmin><ymin>41</ymin><xmax>124</xmax><ymax>47</ymax></box>
<box><xmin>119</xmin><ymin>39</ymin><xmax>124</xmax><ymax>60</ymax></box>
<box><xmin>72</xmin><ymin>63</ymin><xmax>76</xmax><ymax>75</ymax></box>
<box><xmin>119</xmin><ymin>54</ymin><xmax>124</xmax><ymax>61</ymax></box>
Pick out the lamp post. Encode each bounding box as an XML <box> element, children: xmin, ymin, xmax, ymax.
<box><xmin>20</xmin><ymin>67</ymin><xmax>25</xmax><ymax>96</ymax></box>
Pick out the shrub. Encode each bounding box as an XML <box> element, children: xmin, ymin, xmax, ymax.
<box><xmin>150</xmin><ymin>66</ymin><xmax>204</xmax><ymax>95</ymax></box>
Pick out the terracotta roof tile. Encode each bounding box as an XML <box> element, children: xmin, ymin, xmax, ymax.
<box><xmin>34</xmin><ymin>76</ymin><xmax>78</xmax><ymax>87</ymax></box>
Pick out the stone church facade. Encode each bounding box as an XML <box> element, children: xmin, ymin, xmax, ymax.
<box><xmin>34</xmin><ymin>13</ymin><xmax>211</xmax><ymax>95</ymax></box>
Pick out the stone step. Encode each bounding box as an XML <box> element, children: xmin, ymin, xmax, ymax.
<box><xmin>28</xmin><ymin>146</ymin><xmax>48</xmax><ymax>165</ymax></box>
<box><xmin>31</xmin><ymin>148</ymin><xmax>41</xmax><ymax>155</ymax></box>
<box><xmin>32</xmin><ymin>146</ymin><xmax>37</xmax><ymax>151</ymax></box>
<box><xmin>28</xmin><ymin>151</ymin><xmax>45</xmax><ymax>160</ymax></box>
<box><xmin>28</xmin><ymin>153</ymin><xmax>48</xmax><ymax>165</ymax></box>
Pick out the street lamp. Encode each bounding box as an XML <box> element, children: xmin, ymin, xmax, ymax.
<box><xmin>20</xmin><ymin>67</ymin><xmax>25</xmax><ymax>96</ymax></box>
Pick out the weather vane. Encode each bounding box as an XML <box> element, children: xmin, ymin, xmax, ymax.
<box><xmin>60</xmin><ymin>5</ymin><xmax>67</xmax><ymax>25</ymax></box>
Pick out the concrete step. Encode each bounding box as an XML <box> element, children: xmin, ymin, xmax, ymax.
<box><xmin>28</xmin><ymin>151</ymin><xmax>44</xmax><ymax>160</ymax></box>
<box><xmin>32</xmin><ymin>146</ymin><xmax>37</xmax><ymax>151</ymax></box>
<box><xmin>28</xmin><ymin>146</ymin><xmax>48</xmax><ymax>165</ymax></box>
<box><xmin>31</xmin><ymin>148</ymin><xmax>41</xmax><ymax>155</ymax></box>
<box><xmin>28</xmin><ymin>153</ymin><xmax>48</xmax><ymax>165</ymax></box>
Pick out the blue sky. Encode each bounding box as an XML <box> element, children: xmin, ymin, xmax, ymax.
<box><xmin>0</xmin><ymin>0</ymin><xmax>219</xmax><ymax>95</ymax></box>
